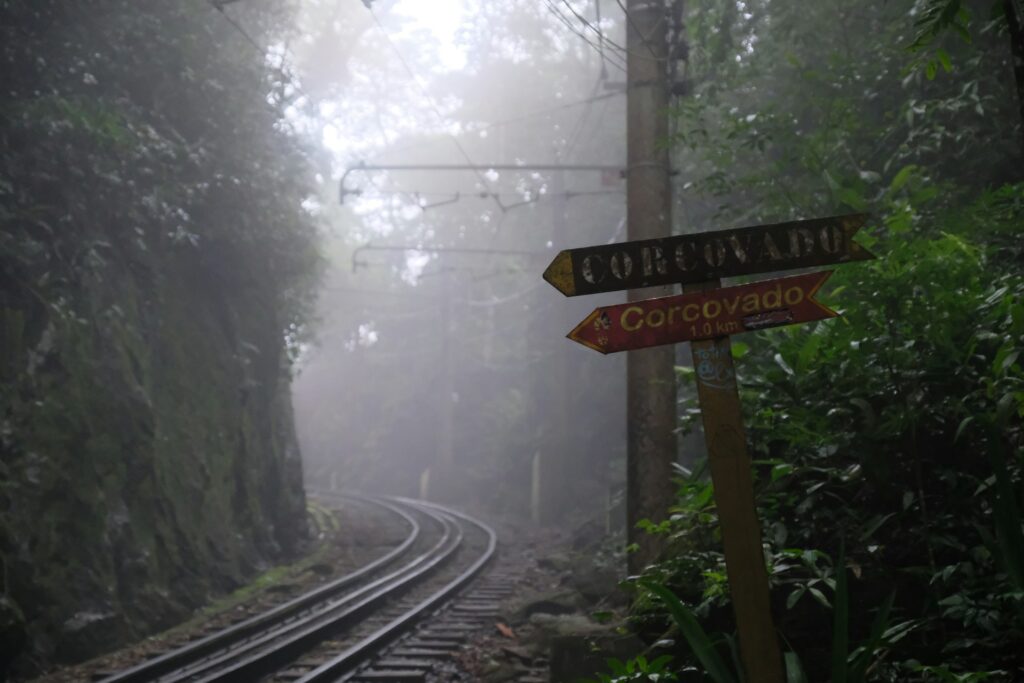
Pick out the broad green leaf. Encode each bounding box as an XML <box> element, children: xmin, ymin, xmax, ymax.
<box><xmin>890</xmin><ymin>165</ymin><xmax>918</xmax><ymax>192</ymax></box>
<box><xmin>860</xmin><ymin>513</ymin><xmax>896</xmax><ymax>541</ymax></box>
<box><xmin>849</xmin><ymin>592</ymin><xmax>896</xmax><ymax>682</ymax></box>
<box><xmin>774</xmin><ymin>353</ymin><xmax>795</xmax><ymax>376</ymax></box>
<box><xmin>787</xmin><ymin>586</ymin><xmax>807</xmax><ymax>610</ymax></box>
<box><xmin>784</xmin><ymin>651</ymin><xmax>809</xmax><ymax>683</ymax></box>
<box><xmin>639</xmin><ymin>580</ymin><xmax>737</xmax><ymax>683</ymax></box>
<box><xmin>836</xmin><ymin>187</ymin><xmax>866</xmax><ymax>210</ymax></box>
<box><xmin>809</xmin><ymin>586</ymin><xmax>832</xmax><ymax>609</ymax></box>
<box><xmin>954</xmin><ymin>416</ymin><xmax>974</xmax><ymax>442</ymax></box>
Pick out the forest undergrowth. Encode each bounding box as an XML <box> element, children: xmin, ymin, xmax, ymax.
<box><xmin>604</xmin><ymin>1</ymin><xmax>1024</xmax><ymax>680</ymax></box>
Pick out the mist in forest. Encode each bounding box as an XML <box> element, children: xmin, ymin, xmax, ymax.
<box><xmin>7</xmin><ymin>0</ymin><xmax>1024</xmax><ymax>677</ymax></box>
<box><xmin>289</xmin><ymin>0</ymin><xmax>640</xmax><ymax>523</ymax></box>
<box><xmin>6</xmin><ymin>0</ymin><xmax>1024</xmax><ymax>678</ymax></box>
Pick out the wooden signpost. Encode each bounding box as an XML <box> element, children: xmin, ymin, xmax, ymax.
<box><xmin>567</xmin><ymin>271</ymin><xmax>836</xmax><ymax>354</ymax></box>
<box><xmin>543</xmin><ymin>214</ymin><xmax>875</xmax><ymax>683</ymax></box>
<box><xmin>543</xmin><ymin>213</ymin><xmax>871</xmax><ymax>296</ymax></box>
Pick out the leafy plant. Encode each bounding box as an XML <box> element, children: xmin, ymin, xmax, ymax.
<box><xmin>640</xmin><ymin>579</ymin><xmax>737</xmax><ymax>683</ymax></box>
<box><xmin>650</xmin><ymin>2</ymin><xmax>1024</xmax><ymax>678</ymax></box>
<box><xmin>588</xmin><ymin>655</ymin><xmax>680</xmax><ymax>683</ymax></box>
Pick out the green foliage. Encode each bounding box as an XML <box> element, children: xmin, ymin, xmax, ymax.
<box><xmin>909</xmin><ymin>0</ymin><xmax>972</xmax><ymax>51</ymax></box>
<box><xmin>620</xmin><ymin>577</ymin><xmax>898</xmax><ymax>683</ymax></box>
<box><xmin>589</xmin><ymin>654</ymin><xmax>680</xmax><ymax>683</ymax></box>
<box><xmin>639</xmin><ymin>0</ymin><xmax>1024</xmax><ymax>679</ymax></box>
<box><xmin>640</xmin><ymin>579</ymin><xmax>737</xmax><ymax>683</ymax></box>
<box><xmin>0</xmin><ymin>0</ymin><xmax>321</xmax><ymax>673</ymax></box>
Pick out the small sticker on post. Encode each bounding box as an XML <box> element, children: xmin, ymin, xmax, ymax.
<box><xmin>742</xmin><ymin>309</ymin><xmax>794</xmax><ymax>331</ymax></box>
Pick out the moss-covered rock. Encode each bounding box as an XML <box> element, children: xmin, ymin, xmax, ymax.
<box><xmin>0</xmin><ymin>241</ymin><xmax>309</xmax><ymax>674</ymax></box>
<box><xmin>0</xmin><ymin>3</ymin><xmax>318</xmax><ymax>676</ymax></box>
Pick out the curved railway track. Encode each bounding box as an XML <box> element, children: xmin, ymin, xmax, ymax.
<box><xmin>95</xmin><ymin>494</ymin><xmax>497</xmax><ymax>683</ymax></box>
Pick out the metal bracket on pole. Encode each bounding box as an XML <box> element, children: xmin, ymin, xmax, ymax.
<box><xmin>340</xmin><ymin>161</ymin><xmax>366</xmax><ymax>204</ymax></box>
<box><xmin>419</xmin><ymin>192</ymin><xmax>461</xmax><ymax>211</ymax></box>
<box><xmin>351</xmin><ymin>243</ymin><xmax>371</xmax><ymax>272</ymax></box>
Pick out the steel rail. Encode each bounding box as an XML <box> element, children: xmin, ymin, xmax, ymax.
<box><xmin>187</xmin><ymin>501</ymin><xmax>461</xmax><ymax>682</ymax></box>
<box><xmin>97</xmin><ymin>495</ymin><xmax>419</xmax><ymax>683</ymax></box>
<box><xmin>298</xmin><ymin>497</ymin><xmax>498</xmax><ymax>683</ymax></box>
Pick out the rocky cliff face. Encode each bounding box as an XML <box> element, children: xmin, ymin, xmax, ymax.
<box><xmin>0</xmin><ymin>1</ymin><xmax>318</xmax><ymax>675</ymax></box>
<box><xmin>0</xmin><ymin>240</ymin><xmax>309</xmax><ymax>670</ymax></box>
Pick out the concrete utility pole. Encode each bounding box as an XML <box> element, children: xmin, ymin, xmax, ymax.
<box><xmin>625</xmin><ymin>0</ymin><xmax>676</xmax><ymax>574</ymax></box>
<box><xmin>437</xmin><ymin>270</ymin><xmax>455</xmax><ymax>493</ymax></box>
<box><xmin>547</xmin><ymin>165</ymin><xmax>571</xmax><ymax>521</ymax></box>
<box><xmin>532</xmin><ymin>165</ymin><xmax>572</xmax><ymax>524</ymax></box>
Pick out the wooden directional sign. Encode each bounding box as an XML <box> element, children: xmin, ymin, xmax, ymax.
<box><xmin>544</xmin><ymin>213</ymin><xmax>872</xmax><ymax>296</ymax></box>
<box><xmin>548</xmin><ymin>212</ymin><xmax>876</xmax><ymax>683</ymax></box>
<box><xmin>568</xmin><ymin>271</ymin><xmax>835</xmax><ymax>354</ymax></box>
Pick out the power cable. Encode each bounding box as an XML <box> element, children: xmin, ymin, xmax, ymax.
<box><xmin>560</xmin><ymin>0</ymin><xmax>668</xmax><ymax>63</ymax></box>
<box><xmin>577</xmin><ymin>86</ymin><xmax>614</xmax><ymax>158</ymax></box>
<box><xmin>207</xmin><ymin>0</ymin><xmax>314</xmax><ymax>107</ymax></box>
<box><xmin>560</xmin><ymin>0</ymin><xmax>631</xmax><ymax>59</ymax></box>
<box><xmin>545</xmin><ymin>1</ymin><xmax>628</xmax><ymax>72</ymax></box>
<box><xmin>321</xmin><ymin>287</ymin><xmax>414</xmax><ymax>296</ymax></box>
<box><xmin>548</xmin><ymin>0</ymin><xmax>667</xmax><ymax>64</ymax></box>
<box><xmin>359</xmin><ymin>90</ymin><xmax>623</xmax><ymax>163</ymax></box>
<box><xmin>543</xmin><ymin>0</ymin><xmax>628</xmax><ymax>72</ymax></box>
<box><xmin>339</xmin><ymin>162</ymin><xmax>625</xmax><ymax>203</ymax></box>
<box><xmin>458</xmin><ymin>281</ymin><xmax>544</xmax><ymax>307</ymax></box>
<box><xmin>362</xmin><ymin>188</ymin><xmax>623</xmax><ymax>201</ymax></box>
<box><xmin>210</xmin><ymin>1</ymin><xmax>263</xmax><ymax>52</ymax></box>
<box><xmin>367</xmin><ymin>7</ymin><xmax>505</xmax><ymax>212</ymax></box>
<box><xmin>614</xmin><ymin>0</ymin><xmax>668</xmax><ymax>61</ymax></box>
<box><xmin>594</xmin><ymin>0</ymin><xmax>609</xmax><ymax>79</ymax></box>
<box><xmin>564</xmin><ymin>73</ymin><xmax>606</xmax><ymax>159</ymax></box>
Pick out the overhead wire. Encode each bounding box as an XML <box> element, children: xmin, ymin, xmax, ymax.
<box><xmin>613</xmin><ymin>0</ymin><xmax>668</xmax><ymax>61</ymax></box>
<box><xmin>543</xmin><ymin>0</ymin><xmax>628</xmax><ymax>72</ymax></box>
<box><xmin>354</xmin><ymin>188</ymin><xmax>624</xmax><ymax>215</ymax></box>
<box><xmin>564</xmin><ymin>74</ymin><xmax>606</xmax><ymax>159</ymax></box>
<box><xmin>357</xmin><ymin>90</ymin><xmax>623</xmax><ymax>163</ymax></box>
<box><xmin>593</xmin><ymin>0</ymin><xmax>609</xmax><ymax>79</ymax></box>
<box><xmin>367</xmin><ymin>7</ymin><xmax>506</xmax><ymax>212</ymax></box>
<box><xmin>207</xmin><ymin>0</ymin><xmax>314</xmax><ymax>108</ymax></box>
<box><xmin>561</xmin><ymin>1</ymin><xmax>612</xmax><ymax>161</ymax></box>
<box><xmin>209</xmin><ymin>1</ymin><xmax>263</xmax><ymax>52</ymax></box>
<box><xmin>365</xmin><ymin>188</ymin><xmax>623</xmax><ymax>199</ymax></box>
<box><xmin>559</xmin><ymin>0</ymin><xmax>668</xmax><ymax>63</ymax></box>
<box><xmin>458</xmin><ymin>281</ymin><xmax>544</xmax><ymax>307</ymax></box>
<box><xmin>559</xmin><ymin>0</ymin><xmax>631</xmax><ymax>59</ymax></box>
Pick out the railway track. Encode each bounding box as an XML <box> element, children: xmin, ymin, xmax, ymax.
<box><xmin>92</xmin><ymin>494</ymin><xmax>497</xmax><ymax>683</ymax></box>
<box><xmin>329</xmin><ymin>567</ymin><xmax>546</xmax><ymax>683</ymax></box>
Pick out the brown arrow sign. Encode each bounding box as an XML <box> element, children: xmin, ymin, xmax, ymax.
<box><xmin>568</xmin><ymin>271</ymin><xmax>836</xmax><ymax>354</ymax></box>
<box><xmin>543</xmin><ymin>213</ymin><xmax>873</xmax><ymax>297</ymax></box>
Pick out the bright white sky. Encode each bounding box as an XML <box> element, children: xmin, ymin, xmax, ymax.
<box><xmin>391</xmin><ymin>0</ymin><xmax>469</xmax><ymax>72</ymax></box>
<box><xmin>315</xmin><ymin>0</ymin><xmax>470</xmax><ymax>160</ymax></box>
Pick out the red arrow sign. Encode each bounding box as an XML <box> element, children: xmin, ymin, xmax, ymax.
<box><xmin>568</xmin><ymin>271</ymin><xmax>836</xmax><ymax>354</ymax></box>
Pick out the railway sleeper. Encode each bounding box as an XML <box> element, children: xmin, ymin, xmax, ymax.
<box><xmin>350</xmin><ymin>670</ymin><xmax>428</xmax><ymax>681</ymax></box>
<box><xmin>388</xmin><ymin>647</ymin><xmax>453</xmax><ymax>658</ymax></box>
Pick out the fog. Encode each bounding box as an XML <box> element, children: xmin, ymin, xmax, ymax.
<box><xmin>288</xmin><ymin>0</ymin><xmax>641</xmax><ymax>523</ymax></box>
<box><xmin>8</xmin><ymin>0</ymin><xmax>1022</xmax><ymax>677</ymax></box>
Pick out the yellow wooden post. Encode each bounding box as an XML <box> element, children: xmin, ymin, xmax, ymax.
<box><xmin>691</xmin><ymin>335</ymin><xmax>783</xmax><ymax>683</ymax></box>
